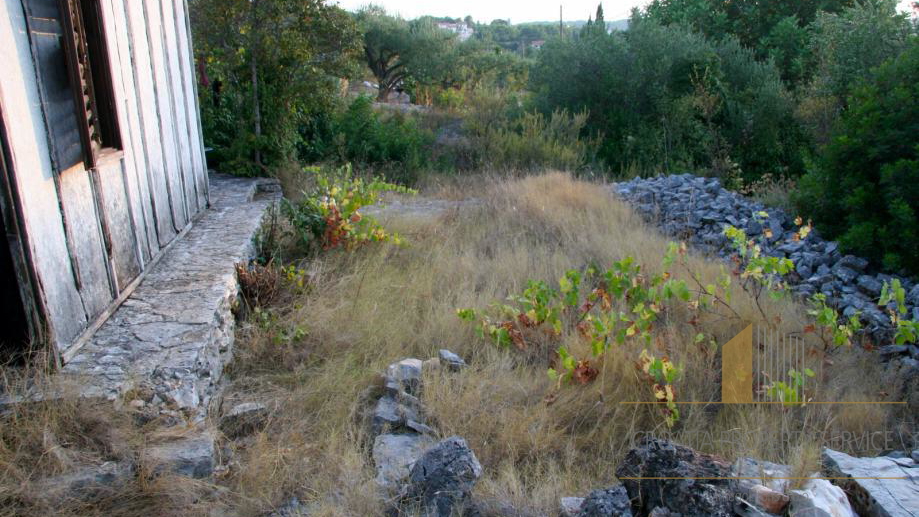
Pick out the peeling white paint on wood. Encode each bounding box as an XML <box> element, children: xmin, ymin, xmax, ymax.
<box><xmin>0</xmin><ymin>0</ymin><xmax>209</xmax><ymax>357</ymax></box>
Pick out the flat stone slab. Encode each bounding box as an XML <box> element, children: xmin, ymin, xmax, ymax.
<box><xmin>373</xmin><ymin>432</ymin><xmax>435</xmax><ymax>495</ymax></box>
<box><xmin>823</xmin><ymin>448</ymin><xmax>919</xmax><ymax>517</ymax></box>
<box><xmin>61</xmin><ymin>174</ymin><xmax>280</xmax><ymax>419</ymax></box>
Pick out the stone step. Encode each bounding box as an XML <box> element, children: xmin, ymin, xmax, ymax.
<box><xmin>60</xmin><ymin>173</ymin><xmax>280</xmax><ymax>421</ymax></box>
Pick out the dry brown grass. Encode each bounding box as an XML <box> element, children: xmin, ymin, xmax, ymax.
<box><xmin>0</xmin><ymin>171</ymin><xmax>913</xmax><ymax>516</ymax></box>
<box><xmin>216</xmin><ymin>172</ymin><xmax>912</xmax><ymax>515</ymax></box>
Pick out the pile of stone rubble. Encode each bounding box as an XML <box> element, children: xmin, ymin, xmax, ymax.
<box><xmin>369</xmin><ymin>350</ymin><xmax>484</xmax><ymax>516</ymax></box>
<box><xmin>559</xmin><ymin>437</ymin><xmax>919</xmax><ymax>517</ymax></box>
<box><xmin>614</xmin><ymin>174</ymin><xmax>919</xmax><ymax>368</ymax></box>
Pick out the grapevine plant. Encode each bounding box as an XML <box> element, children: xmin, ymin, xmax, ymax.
<box><xmin>458</xmin><ymin>211</ymin><xmax>881</xmax><ymax>424</ymax></box>
<box><xmin>282</xmin><ymin>164</ymin><xmax>416</xmax><ymax>251</ymax></box>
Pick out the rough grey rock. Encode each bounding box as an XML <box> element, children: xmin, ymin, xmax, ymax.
<box><xmin>733</xmin><ymin>457</ymin><xmax>793</xmax><ymax>494</ymax></box>
<box><xmin>909</xmin><ymin>285</ymin><xmax>919</xmax><ymax>306</ymax></box>
<box><xmin>736</xmin><ymin>483</ymin><xmax>789</xmax><ymax>514</ymax></box>
<box><xmin>858</xmin><ymin>275</ymin><xmax>884</xmax><ymax>297</ymax></box>
<box><xmin>648</xmin><ymin>507</ymin><xmax>681</xmax><ymax>517</ymax></box>
<box><xmin>371</xmin><ymin>394</ymin><xmax>421</xmax><ymax>437</ymax></box>
<box><xmin>615</xmin><ymin>437</ymin><xmax>734</xmax><ymax>517</ymax></box>
<box><xmin>220</xmin><ymin>402</ymin><xmax>269</xmax><ymax>438</ymax></box>
<box><xmin>32</xmin><ymin>461</ymin><xmax>133</xmax><ymax>504</ymax></box>
<box><xmin>913</xmin><ymin>450</ymin><xmax>919</xmax><ymax>463</ymax></box>
<box><xmin>578</xmin><ymin>485</ymin><xmax>633</xmax><ymax>516</ymax></box>
<box><xmin>142</xmin><ymin>431</ymin><xmax>216</xmax><ymax>479</ymax></box>
<box><xmin>612</xmin><ymin>174</ymin><xmax>917</xmax><ymax>362</ymax></box>
<box><xmin>62</xmin><ymin>175</ymin><xmax>281</xmax><ymax>420</ymax></box>
<box><xmin>788</xmin><ymin>476</ymin><xmax>856</xmax><ymax>517</ymax></box>
<box><xmin>734</xmin><ymin>496</ymin><xmax>782</xmax><ymax>517</ymax></box>
<box><xmin>386</xmin><ymin>358</ymin><xmax>424</xmax><ymax>395</ymax></box>
<box><xmin>879</xmin><ymin>345</ymin><xmax>910</xmax><ymax>357</ymax></box>
<box><xmin>438</xmin><ymin>349</ymin><xmax>467</xmax><ymax>371</ymax></box>
<box><xmin>559</xmin><ymin>496</ymin><xmax>585</xmax><ymax>516</ymax></box>
<box><xmin>373</xmin><ymin>432</ymin><xmax>435</xmax><ymax>495</ymax></box>
<box><xmin>833</xmin><ymin>266</ymin><xmax>860</xmax><ymax>284</ymax></box>
<box><xmin>822</xmin><ymin>448</ymin><xmax>919</xmax><ymax>517</ymax></box>
<box><xmin>838</xmin><ymin>255</ymin><xmax>870</xmax><ymax>272</ymax></box>
<box><xmin>404</xmin><ymin>436</ymin><xmax>483</xmax><ymax>517</ymax></box>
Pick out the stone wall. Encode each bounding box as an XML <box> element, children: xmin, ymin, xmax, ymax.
<box><xmin>614</xmin><ymin>174</ymin><xmax>919</xmax><ymax>366</ymax></box>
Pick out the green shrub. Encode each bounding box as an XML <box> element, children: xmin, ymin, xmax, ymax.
<box><xmin>530</xmin><ymin>18</ymin><xmax>804</xmax><ymax>182</ymax></box>
<box><xmin>795</xmin><ymin>38</ymin><xmax>919</xmax><ymax>274</ymax></box>
<box><xmin>281</xmin><ymin>164</ymin><xmax>416</xmax><ymax>252</ymax></box>
<box><xmin>460</xmin><ymin>89</ymin><xmax>595</xmax><ymax>172</ymax></box>
<box><xmin>328</xmin><ymin>96</ymin><xmax>434</xmax><ymax>184</ymax></box>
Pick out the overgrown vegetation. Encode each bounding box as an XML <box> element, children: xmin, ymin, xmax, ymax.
<box><xmin>281</xmin><ymin>164</ymin><xmax>416</xmax><ymax>252</ymax></box>
<box><xmin>222</xmin><ymin>174</ymin><xmax>913</xmax><ymax>514</ymax></box>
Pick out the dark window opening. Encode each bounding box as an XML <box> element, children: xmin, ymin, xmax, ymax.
<box><xmin>0</xmin><ymin>216</ymin><xmax>30</xmax><ymax>364</ymax></box>
<box><xmin>25</xmin><ymin>0</ymin><xmax>121</xmax><ymax>172</ymax></box>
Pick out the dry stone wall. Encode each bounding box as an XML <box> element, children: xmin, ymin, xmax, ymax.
<box><xmin>614</xmin><ymin>174</ymin><xmax>919</xmax><ymax>367</ymax></box>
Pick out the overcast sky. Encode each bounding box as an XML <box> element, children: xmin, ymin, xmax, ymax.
<box><xmin>333</xmin><ymin>0</ymin><xmax>651</xmax><ymax>24</ymax></box>
<box><xmin>333</xmin><ymin>0</ymin><xmax>917</xmax><ymax>24</ymax></box>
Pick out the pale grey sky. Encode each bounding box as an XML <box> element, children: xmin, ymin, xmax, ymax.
<box><xmin>333</xmin><ymin>0</ymin><xmax>917</xmax><ymax>24</ymax></box>
<box><xmin>333</xmin><ymin>0</ymin><xmax>651</xmax><ymax>24</ymax></box>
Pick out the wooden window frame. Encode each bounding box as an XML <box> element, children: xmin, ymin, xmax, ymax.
<box><xmin>57</xmin><ymin>0</ymin><xmax>121</xmax><ymax>170</ymax></box>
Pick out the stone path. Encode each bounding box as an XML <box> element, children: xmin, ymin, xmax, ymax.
<box><xmin>62</xmin><ymin>174</ymin><xmax>280</xmax><ymax>420</ymax></box>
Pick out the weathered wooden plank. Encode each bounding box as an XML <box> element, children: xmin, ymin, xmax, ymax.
<box><xmin>172</xmin><ymin>0</ymin><xmax>208</xmax><ymax>210</ymax></box>
<box><xmin>124</xmin><ymin>0</ymin><xmax>176</xmax><ymax>247</ymax></box>
<box><xmin>1</xmin><ymin>0</ymin><xmax>87</xmax><ymax>348</ymax></box>
<box><xmin>93</xmin><ymin>160</ymin><xmax>141</xmax><ymax>290</ymax></box>
<box><xmin>99</xmin><ymin>0</ymin><xmax>153</xmax><ymax>266</ymax></box>
<box><xmin>143</xmin><ymin>0</ymin><xmax>189</xmax><ymax>230</ymax></box>
<box><xmin>159</xmin><ymin>0</ymin><xmax>197</xmax><ymax>215</ymax></box>
<box><xmin>56</xmin><ymin>165</ymin><xmax>115</xmax><ymax>318</ymax></box>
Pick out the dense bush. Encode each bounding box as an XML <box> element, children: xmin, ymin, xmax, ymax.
<box><xmin>468</xmin><ymin>113</ymin><xmax>593</xmax><ymax>172</ymax></box>
<box><xmin>796</xmin><ymin>39</ymin><xmax>919</xmax><ymax>274</ymax></box>
<box><xmin>326</xmin><ymin>97</ymin><xmax>434</xmax><ymax>184</ymax></box>
<box><xmin>530</xmin><ymin>19</ymin><xmax>804</xmax><ymax>183</ymax></box>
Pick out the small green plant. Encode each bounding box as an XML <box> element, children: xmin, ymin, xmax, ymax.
<box><xmin>458</xmin><ymin>249</ymin><xmax>694</xmax><ymax>427</ymax></box>
<box><xmin>806</xmin><ymin>294</ymin><xmax>862</xmax><ymax>349</ymax></box>
<box><xmin>637</xmin><ymin>349</ymin><xmax>682</xmax><ymax>427</ymax></box>
<box><xmin>879</xmin><ymin>279</ymin><xmax>919</xmax><ymax>345</ymax></box>
<box><xmin>723</xmin><ymin>214</ymin><xmax>796</xmax><ymax>314</ymax></box>
<box><xmin>765</xmin><ymin>368</ymin><xmax>815</xmax><ymax>407</ymax></box>
<box><xmin>723</xmin><ymin>214</ymin><xmax>862</xmax><ymax>348</ymax></box>
<box><xmin>281</xmin><ymin>164</ymin><xmax>416</xmax><ymax>251</ymax></box>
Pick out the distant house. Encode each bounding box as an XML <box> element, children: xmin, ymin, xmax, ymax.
<box><xmin>530</xmin><ymin>40</ymin><xmax>546</xmax><ymax>50</ymax></box>
<box><xmin>436</xmin><ymin>21</ymin><xmax>474</xmax><ymax>42</ymax></box>
<box><xmin>0</xmin><ymin>0</ymin><xmax>207</xmax><ymax>362</ymax></box>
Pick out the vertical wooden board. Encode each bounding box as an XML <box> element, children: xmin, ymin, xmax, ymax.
<box><xmin>57</xmin><ymin>167</ymin><xmax>114</xmax><ymax>319</ymax></box>
<box><xmin>1</xmin><ymin>0</ymin><xmax>87</xmax><ymax>348</ymax></box>
<box><xmin>144</xmin><ymin>0</ymin><xmax>188</xmax><ymax>229</ymax></box>
<box><xmin>100</xmin><ymin>0</ymin><xmax>154</xmax><ymax>265</ymax></box>
<box><xmin>124</xmin><ymin>0</ymin><xmax>176</xmax><ymax>247</ymax></box>
<box><xmin>172</xmin><ymin>0</ymin><xmax>208</xmax><ymax>210</ymax></box>
<box><xmin>94</xmin><ymin>161</ymin><xmax>141</xmax><ymax>290</ymax></box>
<box><xmin>159</xmin><ymin>0</ymin><xmax>196</xmax><ymax>215</ymax></box>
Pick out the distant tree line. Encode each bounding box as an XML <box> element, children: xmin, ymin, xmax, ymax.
<box><xmin>189</xmin><ymin>0</ymin><xmax>919</xmax><ymax>274</ymax></box>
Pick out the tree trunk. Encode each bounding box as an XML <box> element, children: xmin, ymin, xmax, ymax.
<box><xmin>251</xmin><ymin>57</ymin><xmax>262</xmax><ymax>166</ymax></box>
<box><xmin>377</xmin><ymin>84</ymin><xmax>390</xmax><ymax>102</ymax></box>
<box><xmin>250</xmin><ymin>0</ymin><xmax>262</xmax><ymax>167</ymax></box>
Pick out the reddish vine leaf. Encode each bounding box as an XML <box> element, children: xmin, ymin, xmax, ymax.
<box><xmin>516</xmin><ymin>313</ymin><xmax>536</xmax><ymax>328</ymax></box>
<box><xmin>501</xmin><ymin>321</ymin><xmax>527</xmax><ymax>350</ymax></box>
<box><xmin>573</xmin><ymin>360</ymin><xmax>598</xmax><ymax>384</ymax></box>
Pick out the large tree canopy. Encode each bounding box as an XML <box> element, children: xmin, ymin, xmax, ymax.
<box><xmin>355</xmin><ymin>8</ymin><xmax>452</xmax><ymax>101</ymax></box>
<box><xmin>191</xmin><ymin>0</ymin><xmax>359</xmax><ymax>173</ymax></box>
